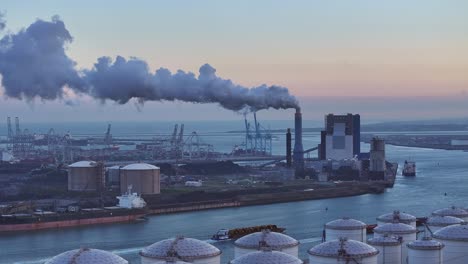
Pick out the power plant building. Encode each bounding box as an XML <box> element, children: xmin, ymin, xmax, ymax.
<box><xmin>319</xmin><ymin>113</ymin><xmax>360</xmax><ymax>161</ymax></box>
<box><xmin>120</xmin><ymin>163</ymin><xmax>160</xmax><ymax>195</ymax></box>
<box><xmin>67</xmin><ymin>161</ymin><xmax>105</xmax><ymax>191</ymax></box>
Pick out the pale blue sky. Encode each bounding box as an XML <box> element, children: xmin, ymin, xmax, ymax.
<box><xmin>1</xmin><ymin>0</ymin><xmax>467</xmax><ymax>122</ymax></box>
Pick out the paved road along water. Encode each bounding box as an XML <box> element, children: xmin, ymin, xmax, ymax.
<box><xmin>1</xmin><ymin>143</ymin><xmax>468</xmax><ymax>263</ymax></box>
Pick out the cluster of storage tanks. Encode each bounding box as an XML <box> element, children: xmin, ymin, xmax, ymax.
<box><xmin>68</xmin><ymin>161</ymin><xmax>161</xmax><ymax>194</ymax></box>
<box><xmin>44</xmin><ymin>206</ymin><xmax>468</xmax><ymax>264</ymax></box>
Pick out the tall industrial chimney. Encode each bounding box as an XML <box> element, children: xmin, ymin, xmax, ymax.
<box><xmin>286</xmin><ymin>128</ymin><xmax>292</xmax><ymax>167</ymax></box>
<box><xmin>293</xmin><ymin>108</ymin><xmax>304</xmax><ymax>171</ymax></box>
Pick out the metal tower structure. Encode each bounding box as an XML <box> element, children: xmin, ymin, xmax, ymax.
<box><xmin>241</xmin><ymin>112</ymin><xmax>272</xmax><ymax>156</ymax></box>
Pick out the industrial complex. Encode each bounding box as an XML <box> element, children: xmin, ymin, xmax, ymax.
<box><xmin>0</xmin><ymin>110</ymin><xmax>399</xmax><ymax>231</ymax></box>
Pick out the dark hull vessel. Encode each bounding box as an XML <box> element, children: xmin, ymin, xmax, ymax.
<box><xmin>0</xmin><ymin>208</ymin><xmax>146</xmax><ymax>233</ymax></box>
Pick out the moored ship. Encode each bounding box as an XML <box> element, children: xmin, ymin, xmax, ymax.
<box><xmin>0</xmin><ymin>187</ymin><xmax>147</xmax><ymax>233</ymax></box>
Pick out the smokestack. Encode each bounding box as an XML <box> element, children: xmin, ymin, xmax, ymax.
<box><xmin>286</xmin><ymin>128</ymin><xmax>292</xmax><ymax>167</ymax></box>
<box><xmin>293</xmin><ymin>108</ymin><xmax>304</xmax><ymax>171</ymax></box>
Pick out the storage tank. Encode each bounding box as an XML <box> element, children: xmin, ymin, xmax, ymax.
<box><xmin>234</xmin><ymin>229</ymin><xmax>299</xmax><ymax>258</ymax></box>
<box><xmin>68</xmin><ymin>161</ymin><xmax>104</xmax><ymax>191</ymax></box>
<box><xmin>433</xmin><ymin>222</ymin><xmax>468</xmax><ymax>264</ymax></box>
<box><xmin>426</xmin><ymin>215</ymin><xmax>464</xmax><ymax>233</ymax></box>
<box><xmin>407</xmin><ymin>237</ymin><xmax>444</xmax><ymax>264</ymax></box>
<box><xmin>308</xmin><ymin>238</ymin><xmax>379</xmax><ymax>264</ymax></box>
<box><xmin>120</xmin><ymin>163</ymin><xmax>160</xmax><ymax>194</ymax></box>
<box><xmin>107</xmin><ymin>165</ymin><xmax>122</xmax><ymax>187</ymax></box>
<box><xmin>373</xmin><ymin>222</ymin><xmax>417</xmax><ymax>263</ymax></box>
<box><xmin>377</xmin><ymin>211</ymin><xmax>417</xmax><ymax>227</ymax></box>
<box><xmin>367</xmin><ymin>235</ymin><xmax>402</xmax><ymax>264</ymax></box>
<box><xmin>140</xmin><ymin>236</ymin><xmax>221</xmax><ymax>264</ymax></box>
<box><xmin>432</xmin><ymin>206</ymin><xmax>468</xmax><ymax>221</ymax></box>
<box><xmin>325</xmin><ymin>217</ymin><xmax>367</xmax><ymax>242</ymax></box>
<box><xmin>45</xmin><ymin>248</ymin><xmax>128</xmax><ymax>264</ymax></box>
<box><xmin>229</xmin><ymin>249</ymin><xmax>303</xmax><ymax>264</ymax></box>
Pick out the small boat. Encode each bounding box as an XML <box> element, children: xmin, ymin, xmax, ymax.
<box><xmin>211</xmin><ymin>224</ymin><xmax>286</xmax><ymax>241</ymax></box>
<box><xmin>402</xmin><ymin>160</ymin><xmax>416</xmax><ymax>176</ymax></box>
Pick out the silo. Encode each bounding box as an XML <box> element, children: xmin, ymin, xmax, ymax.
<box><xmin>407</xmin><ymin>237</ymin><xmax>444</xmax><ymax>264</ymax></box>
<box><xmin>308</xmin><ymin>238</ymin><xmax>379</xmax><ymax>264</ymax></box>
<box><xmin>234</xmin><ymin>229</ymin><xmax>299</xmax><ymax>258</ymax></box>
<box><xmin>140</xmin><ymin>236</ymin><xmax>222</xmax><ymax>264</ymax></box>
<box><xmin>426</xmin><ymin>215</ymin><xmax>464</xmax><ymax>233</ymax></box>
<box><xmin>120</xmin><ymin>163</ymin><xmax>160</xmax><ymax>194</ymax></box>
<box><xmin>432</xmin><ymin>206</ymin><xmax>468</xmax><ymax>221</ymax></box>
<box><xmin>325</xmin><ymin>217</ymin><xmax>367</xmax><ymax>242</ymax></box>
<box><xmin>367</xmin><ymin>235</ymin><xmax>402</xmax><ymax>264</ymax></box>
<box><xmin>68</xmin><ymin>161</ymin><xmax>104</xmax><ymax>191</ymax></box>
<box><xmin>45</xmin><ymin>248</ymin><xmax>128</xmax><ymax>264</ymax></box>
<box><xmin>229</xmin><ymin>249</ymin><xmax>303</xmax><ymax>264</ymax></box>
<box><xmin>433</xmin><ymin>222</ymin><xmax>468</xmax><ymax>264</ymax></box>
<box><xmin>377</xmin><ymin>211</ymin><xmax>417</xmax><ymax>227</ymax></box>
<box><xmin>373</xmin><ymin>222</ymin><xmax>417</xmax><ymax>263</ymax></box>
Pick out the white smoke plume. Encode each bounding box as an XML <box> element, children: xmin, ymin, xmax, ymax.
<box><xmin>0</xmin><ymin>16</ymin><xmax>298</xmax><ymax>111</ymax></box>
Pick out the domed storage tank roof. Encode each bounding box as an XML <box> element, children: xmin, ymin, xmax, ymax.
<box><xmin>122</xmin><ymin>163</ymin><xmax>159</xmax><ymax>170</ymax></box>
<box><xmin>373</xmin><ymin>222</ymin><xmax>417</xmax><ymax>235</ymax></box>
<box><xmin>68</xmin><ymin>161</ymin><xmax>98</xmax><ymax>168</ymax></box>
<box><xmin>367</xmin><ymin>235</ymin><xmax>402</xmax><ymax>246</ymax></box>
<box><xmin>229</xmin><ymin>250</ymin><xmax>303</xmax><ymax>264</ymax></box>
<box><xmin>432</xmin><ymin>206</ymin><xmax>468</xmax><ymax>218</ymax></box>
<box><xmin>140</xmin><ymin>236</ymin><xmax>221</xmax><ymax>261</ymax></box>
<box><xmin>325</xmin><ymin>217</ymin><xmax>366</xmax><ymax>230</ymax></box>
<box><xmin>308</xmin><ymin>238</ymin><xmax>379</xmax><ymax>258</ymax></box>
<box><xmin>45</xmin><ymin>248</ymin><xmax>128</xmax><ymax>264</ymax></box>
<box><xmin>407</xmin><ymin>237</ymin><xmax>444</xmax><ymax>250</ymax></box>
<box><xmin>377</xmin><ymin>210</ymin><xmax>416</xmax><ymax>223</ymax></box>
<box><xmin>234</xmin><ymin>230</ymin><xmax>299</xmax><ymax>250</ymax></box>
<box><xmin>433</xmin><ymin>223</ymin><xmax>468</xmax><ymax>241</ymax></box>
<box><xmin>427</xmin><ymin>215</ymin><xmax>464</xmax><ymax>226</ymax></box>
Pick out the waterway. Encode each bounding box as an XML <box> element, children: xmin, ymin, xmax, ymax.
<box><xmin>0</xmin><ymin>143</ymin><xmax>468</xmax><ymax>263</ymax></box>
<box><xmin>1</xmin><ymin>130</ymin><xmax>468</xmax><ymax>263</ymax></box>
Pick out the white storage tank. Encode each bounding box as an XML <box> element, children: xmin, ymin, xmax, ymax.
<box><xmin>432</xmin><ymin>206</ymin><xmax>468</xmax><ymax>221</ymax></box>
<box><xmin>377</xmin><ymin>211</ymin><xmax>417</xmax><ymax>228</ymax></box>
<box><xmin>68</xmin><ymin>161</ymin><xmax>104</xmax><ymax>191</ymax></box>
<box><xmin>407</xmin><ymin>237</ymin><xmax>444</xmax><ymax>264</ymax></box>
<box><xmin>426</xmin><ymin>215</ymin><xmax>464</xmax><ymax>233</ymax></box>
<box><xmin>234</xmin><ymin>229</ymin><xmax>299</xmax><ymax>258</ymax></box>
<box><xmin>373</xmin><ymin>222</ymin><xmax>417</xmax><ymax>264</ymax></box>
<box><xmin>325</xmin><ymin>217</ymin><xmax>367</xmax><ymax>242</ymax></box>
<box><xmin>433</xmin><ymin>222</ymin><xmax>468</xmax><ymax>264</ymax></box>
<box><xmin>140</xmin><ymin>236</ymin><xmax>222</xmax><ymax>264</ymax></box>
<box><xmin>120</xmin><ymin>163</ymin><xmax>160</xmax><ymax>195</ymax></box>
<box><xmin>229</xmin><ymin>249</ymin><xmax>303</xmax><ymax>264</ymax></box>
<box><xmin>45</xmin><ymin>248</ymin><xmax>128</xmax><ymax>264</ymax></box>
<box><xmin>367</xmin><ymin>235</ymin><xmax>402</xmax><ymax>264</ymax></box>
<box><xmin>308</xmin><ymin>238</ymin><xmax>379</xmax><ymax>264</ymax></box>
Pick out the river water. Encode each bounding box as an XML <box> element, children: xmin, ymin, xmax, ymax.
<box><xmin>1</xmin><ymin>129</ymin><xmax>468</xmax><ymax>263</ymax></box>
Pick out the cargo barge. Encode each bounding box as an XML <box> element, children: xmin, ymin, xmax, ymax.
<box><xmin>211</xmin><ymin>224</ymin><xmax>286</xmax><ymax>241</ymax></box>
